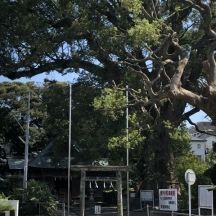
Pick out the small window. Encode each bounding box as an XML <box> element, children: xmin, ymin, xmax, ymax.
<box><xmin>197</xmin><ymin>144</ymin><xmax>201</xmax><ymax>149</ymax></box>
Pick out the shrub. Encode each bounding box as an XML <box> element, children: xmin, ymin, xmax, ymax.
<box><xmin>0</xmin><ymin>193</ymin><xmax>13</xmax><ymax>212</ymax></box>
<box><xmin>11</xmin><ymin>180</ymin><xmax>57</xmax><ymax>216</ymax></box>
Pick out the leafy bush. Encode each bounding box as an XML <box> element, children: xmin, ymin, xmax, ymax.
<box><xmin>175</xmin><ymin>154</ymin><xmax>211</xmax><ymax>209</ymax></box>
<box><xmin>11</xmin><ymin>180</ymin><xmax>57</xmax><ymax>216</ymax></box>
<box><xmin>0</xmin><ymin>193</ymin><xmax>13</xmax><ymax>212</ymax></box>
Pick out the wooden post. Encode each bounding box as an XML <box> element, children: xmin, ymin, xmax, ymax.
<box><xmin>80</xmin><ymin>170</ymin><xmax>86</xmax><ymax>216</ymax></box>
<box><xmin>116</xmin><ymin>171</ymin><xmax>123</xmax><ymax>216</ymax></box>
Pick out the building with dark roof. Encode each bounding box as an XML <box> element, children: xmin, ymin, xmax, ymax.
<box><xmin>189</xmin><ymin>122</ymin><xmax>216</xmax><ymax>161</ymax></box>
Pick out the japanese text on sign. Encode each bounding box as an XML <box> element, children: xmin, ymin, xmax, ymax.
<box><xmin>159</xmin><ymin>189</ymin><xmax>178</xmax><ymax>212</ymax></box>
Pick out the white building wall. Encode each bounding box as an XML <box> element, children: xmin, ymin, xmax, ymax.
<box><xmin>190</xmin><ymin>140</ymin><xmax>206</xmax><ymax>161</ymax></box>
<box><xmin>188</xmin><ymin>123</ymin><xmax>216</xmax><ymax>161</ymax></box>
<box><xmin>205</xmin><ymin>136</ymin><xmax>216</xmax><ymax>150</ymax></box>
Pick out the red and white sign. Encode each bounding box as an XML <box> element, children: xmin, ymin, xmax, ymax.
<box><xmin>159</xmin><ymin>189</ymin><xmax>178</xmax><ymax>211</ymax></box>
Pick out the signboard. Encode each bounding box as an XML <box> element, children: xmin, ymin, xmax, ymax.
<box><xmin>94</xmin><ymin>205</ymin><xmax>101</xmax><ymax>214</ymax></box>
<box><xmin>140</xmin><ymin>190</ymin><xmax>154</xmax><ymax>208</ymax></box>
<box><xmin>159</xmin><ymin>189</ymin><xmax>178</xmax><ymax>212</ymax></box>
<box><xmin>185</xmin><ymin>169</ymin><xmax>196</xmax><ymax>216</ymax></box>
<box><xmin>185</xmin><ymin>169</ymin><xmax>196</xmax><ymax>185</ymax></box>
<box><xmin>198</xmin><ymin>185</ymin><xmax>213</xmax><ymax>209</ymax></box>
<box><xmin>140</xmin><ymin>190</ymin><xmax>154</xmax><ymax>201</ymax></box>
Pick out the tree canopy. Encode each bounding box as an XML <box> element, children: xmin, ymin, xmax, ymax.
<box><xmin>0</xmin><ymin>0</ymin><xmax>216</xmax><ymax>125</ymax></box>
<box><xmin>0</xmin><ymin>0</ymin><xmax>216</xmax><ymax>187</ymax></box>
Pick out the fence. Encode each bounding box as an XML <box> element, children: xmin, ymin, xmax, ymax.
<box><xmin>19</xmin><ymin>202</ymin><xmax>66</xmax><ymax>216</ymax></box>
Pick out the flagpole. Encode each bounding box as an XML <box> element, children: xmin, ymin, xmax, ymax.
<box><xmin>68</xmin><ymin>84</ymin><xmax>72</xmax><ymax>216</ymax></box>
<box><xmin>23</xmin><ymin>92</ymin><xmax>30</xmax><ymax>189</ymax></box>
<box><xmin>126</xmin><ymin>85</ymin><xmax>130</xmax><ymax>216</ymax></box>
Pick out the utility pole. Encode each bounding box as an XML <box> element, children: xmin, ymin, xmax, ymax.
<box><xmin>67</xmin><ymin>84</ymin><xmax>72</xmax><ymax>216</ymax></box>
<box><xmin>23</xmin><ymin>92</ymin><xmax>30</xmax><ymax>189</ymax></box>
<box><xmin>126</xmin><ymin>85</ymin><xmax>130</xmax><ymax>216</ymax></box>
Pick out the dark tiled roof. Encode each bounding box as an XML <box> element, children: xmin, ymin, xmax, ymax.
<box><xmin>7</xmin><ymin>157</ymin><xmax>71</xmax><ymax>170</ymax></box>
<box><xmin>30</xmin><ymin>156</ymin><xmax>69</xmax><ymax>169</ymax></box>
<box><xmin>7</xmin><ymin>142</ymin><xmax>70</xmax><ymax>170</ymax></box>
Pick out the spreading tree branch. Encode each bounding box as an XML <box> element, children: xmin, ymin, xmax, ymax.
<box><xmin>187</xmin><ymin>117</ymin><xmax>216</xmax><ymax>137</ymax></box>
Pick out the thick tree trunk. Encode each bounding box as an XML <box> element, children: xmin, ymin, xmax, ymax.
<box><xmin>153</xmin><ymin>122</ymin><xmax>176</xmax><ymax>188</ymax></box>
<box><xmin>139</xmin><ymin>100</ymin><xmax>185</xmax><ymax>190</ymax></box>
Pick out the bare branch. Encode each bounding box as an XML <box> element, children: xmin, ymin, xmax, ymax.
<box><xmin>184</xmin><ymin>0</ymin><xmax>216</xmax><ymax>37</ymax></box>
<box><xmin>3</xmin><ymin>58</ymin><xmax>105</xmax><ymax>80</ymax></box>
<box><xmin>207</xmin><ymin>41</ymin><xmax>216</xmax><ymax>87</ymax></box>
<box><xmin>150</xmin><ymin>0</ymin><xmax>158</xmax><ymax>18</ymax></box>
<box><xmin>141</xmin><ymin>7</ymin><xmax>153</xmax><ymax>20</ymax></box>
<box><xmin>187</xmin><ymin>117</ymin><xmax>216</xmax><ymax>137</ymax></box>
<box><xmin>155</xmin><ymin>34</ymin><xmax>173</xmax><ymax>56</ymax></box>
<box><xmin>182</xmin><ymin>107</ymin><xmax>200</xmax><ymax>120</ymax></box>
<box><xmin>152</xmin><ymin>67</ymin><xmax>164</xmax><ymax>84</ymax></box>
<box><xmin>196</xmin><ymin>0</ymin><xmax>216</xmax><ymax>38</ymax></box>
<box><xmin>170</xmin><ymin>56</ymin><xmax>189</xmax><ymax>95</ymax></box>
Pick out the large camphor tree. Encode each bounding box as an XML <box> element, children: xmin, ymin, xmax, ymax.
<box><xmin>0</xmin><ymin>0</ymin><xmax>215</xmax><ymax>186</ymax></box>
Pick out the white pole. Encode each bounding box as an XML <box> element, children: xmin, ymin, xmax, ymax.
<box><xmin>188</xmin><ymin>183</ymin><xmax>191</xmax><ymax>216</ymax></box>
<box><xmin>147</xmin><ymin>204</ymin><xmax>150</xmax><ymax>216</ymax></box>
<box><xmin>23</xmin><ymin>92</ymin><xmax>30</xmax><ymax>189</ymax></box>
<box><xmin>68</xmin><ymin>84</ymin><xmax>72</xmax><ymax>216</ymax></box>
<box><xmin>126</xmin><ymin>85</ymin><xmax>130</xmax><ymax>216</ymax></box>
<box><xmin>212</xmin><ymin>188</ymin><xmax>214</xmax><ymax>216</ymax></box>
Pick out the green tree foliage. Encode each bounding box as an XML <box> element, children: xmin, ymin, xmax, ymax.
<box><xmin>128</xmin><ymin>19</ymin><xmax>163</xmax><ymax>46</ymax></box>
<box><xmin>0</xmin><ymin>0</ymin><xmax>216</xmax><ymax>186</ymax></box>
<box><xmin>42</xmin><ymin>81</ymin><xmax>70</xmax><ymax>158</ymax></box>
<box><xmin>0</xmin><ymin>193</ymin><xmax>13</xmax><ymax>212</ymax></box>
<box><xmin>121</xmin><ymin>0</ymin><xmax>142</xmax><ymax>15</ymax></box>
<box><xmin>93</xmin><ymin>87</ymin><xmax>150</xmax><ymax>164</ymax></box>
<box><xmin>206</xmin><ymin>149</ymin><xmax>216</xmax><ymax>167</ymax></box>
<box><xmin>132</xmin><ymin>121</ymin><xmax>191</xmax><ymax>188</ymax></box>
<box><xmin>0</xmin><ymin>1</ymin><xmax>215</xmax><ymax>124</ymax></box>
<box><xmin>11</xmin><ymin>180</ymin><xmax>57</xmax><ymax>216</ymax></box>
<box><xmin>0</xmin><ymin>82</ymin><xmax>46</xmax><ymax>155</ymax></box>
<box><xmin>0</xmin><ymin>81</ymin><xmax>125</xmax><ymax>164</ymax></box>
<box><xmin>164</xmin><ymin>121</ymin><xmax>191</xmax><ymax>157</ymax></box>
<box><xmin>205</xmin><ymin>143</ymin><xmax>216</xmax><ymax>184</ymax></box>
<box><xmin>41</xmin><ymin>80</ymin><xmax>112</xmax><ymax>162</ymax></box>
<box><xmin>175</xmin><ymin>154</ymin><xmax>210</xmax><ymax>208</ymax></box>
<box><xmin>94</xmin><ymin>88</ymin><xmax>126</xmax><ymax>121</ymax></box>
<box><xmin>176</xmin><ymin>154</ymin><xmax>209</xmax><ymax>185</ymax></box>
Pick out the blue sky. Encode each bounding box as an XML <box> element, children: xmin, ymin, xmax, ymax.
<box><xmin>0</xmin><ymin>72</ymin><xmax>210</xmax><ymax>127</ymax></box>
<box><xmin>0</xmin><ymin>71</ymin><xmax>78</xmax><ymax>84</ymax></box>
<box><xmin>184</xmin><ymin>105</ymin><xmax>210</xmax><ymax>127</ymax></box>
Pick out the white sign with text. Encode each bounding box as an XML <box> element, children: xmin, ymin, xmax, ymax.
<box><xmin>159</xmin><ymin>189</ymin><xmax>178</xmax><ymax>211</ymax></box>
<box><xmin>198</xmin><ymin>185</ymin><xmax>213</xmax><ymax>209</ymax></box>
